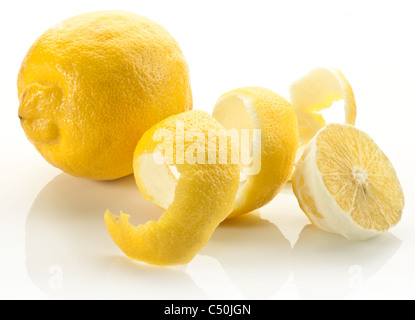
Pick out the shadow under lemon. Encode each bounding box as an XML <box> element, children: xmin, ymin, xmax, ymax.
<box><xmin>264</xmin><ymin>182</ymin><xmax>403</xmax><ymax>299</ymax></box>
<box><xmin>26</xmin><ymin>172</ymin><xmax>402</xmax><ymax>299</ymax></box>
<box><xmin>199</xmin><ymin>212</ymin><xmax>292</xmax><ymax>299</ymax></box>
<box><xmin>292</xmin><ymin>224</ymin><xmax>402</xmax><ymax>299</ymax></box>
<box><xmin>25</xmin><ymin>173</ymin><xmax>207</xmax><ymax>299</ymax></box>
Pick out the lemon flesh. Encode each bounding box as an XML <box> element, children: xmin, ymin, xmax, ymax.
<box><xmin>105</xmin><ymin>111</ymin><xmax>240</xmax><ymax>266</ymax></box>
<box><xmin>292</xmin><ymin>123</ymin><xmax>404</xmax><ymax>240</ymax></box>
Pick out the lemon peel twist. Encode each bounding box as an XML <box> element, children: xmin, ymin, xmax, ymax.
<box><xmin>105</xmin><ymin>111</ymin><xmax>240</xmax><ymax>266</ymax></box>
<box><xmin>290</xmin><ymin>67</ymin><xmax>357</xmax><ymax>150</ymax></box>
<box><xmin>212</xmin><ymin>87</ymin><xmax>299</xmax><ymax>218</ymax></box>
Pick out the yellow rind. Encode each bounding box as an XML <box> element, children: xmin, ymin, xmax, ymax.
<box><xmin>18</xmin><ymin>11</ymin><xmax>192</xmax><ymax>180</ymax></box>
<box><xmin>105</xmin><ymin>111</ymin><xmax>240</xmax><ymax>266</ymax></box>
<box><xmin>213</xmin><ymin>87</ymin><xmax>299</xmax><ymax>218</ymax></box>
<box><xmin>290</xmin><ymin>68</ymin><xmax>357</xmax><ymax>148</ymax></box>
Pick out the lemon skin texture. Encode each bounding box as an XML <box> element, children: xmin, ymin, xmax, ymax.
<box><xmin>18</xmin><ymin>11</ymin><xmax>192</xmax><ymax>180</ymax></box>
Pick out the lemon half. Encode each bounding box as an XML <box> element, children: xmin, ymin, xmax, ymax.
<box><xmin>292</xmin><ymin>123</ymin><xmax>404</xmax><ymax>240</ymax></box>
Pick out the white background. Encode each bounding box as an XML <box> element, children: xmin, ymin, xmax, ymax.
<box><xmin>1</xmin><ymin>0</ymin><xmax>414</xmax><ymax>300</ymax></box>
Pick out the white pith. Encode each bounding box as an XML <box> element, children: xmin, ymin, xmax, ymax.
<box><xmin>212</xmin><ymin>93</ymin><xmax>259</xmax><ymax>211</ymax></box>
<box><xmin>137</xmin><ymin>152</ymin><xmax>177</xmax><ymax>210</ymax></box>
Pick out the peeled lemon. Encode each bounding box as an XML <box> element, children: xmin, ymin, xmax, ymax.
<box><xmin>292</xmin><ymin>123</ymin><xmax>405</xmax><ymax>240</ymax></box>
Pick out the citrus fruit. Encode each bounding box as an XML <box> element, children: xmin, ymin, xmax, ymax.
<box><xmin>212</xmin><ymin>87</ymin><xmax>299</xmax><ymax>218</ymax></box>
<box><xmin>290</xmin><ymin>68</ymin><xmax>356</xmax><ymax>158</ymax></box>
<box><xmin>105</xmin><ymin>111</ymin><xmax>240</xmax><ymax>266</ymax></box>
<box><xmin>292</xmin><ymin>123</ymin><xmax>405</xmax><ymax>240</ymax></box>
<box><xmin>18</xmin><ymin>11</ymin><xmax>192</xmax><ymax>180</ymax></box>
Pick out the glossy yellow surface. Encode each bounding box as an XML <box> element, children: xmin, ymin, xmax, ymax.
<box><xmin>18</xmin><ymin>11</ymin><xmax>192</xmax><ymax>180</ymax></box>
<box><xmin>105</xmin><ymin>111</ymin><xmax>240</xmax><ymax>266</ymax></box>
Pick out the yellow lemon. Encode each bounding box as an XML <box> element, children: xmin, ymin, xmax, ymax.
<box><xmin>290</xmin><ymin>68</ymin><xmax>357</xmax><ymax>160</ymax></box>
<box><xmin>212</xmin><ymin>87</ymin><xmax>299</xmax><ymax>218</ymax></box>
<box><xmin>18</xmin><ymin>11</ymin><xmax>192</xmax><ymax>180</ymax></box>
<box><xmin>105</xmin><ymin>111</ymin><xmax>240</xmax><ymax>266</ymax></box>
<box><xmin>292</xmin><ymin>123</ymin><xmax>405</xmax><ymax>240</ymax></box>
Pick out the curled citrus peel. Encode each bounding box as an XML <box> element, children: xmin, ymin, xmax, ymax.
<box><xmin>290</xmin><ymin>68</ymin><xmax>357</xmax><ymax>157</ymax></box>
<box><xmin>212</xmin><ymin>87</ymin><xmax>299</xmax><ymax>218</ymax></box>
<box><xmin>105</xmin><ymin>111</ymin><xmax>240</xmax><ymax>266</ymax></box>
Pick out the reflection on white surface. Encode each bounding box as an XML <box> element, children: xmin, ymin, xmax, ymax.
<box><xmin>25</xmin><ymin>173</ymin><xmax>205</xmax><ymax>299</ymax></box>
<box><xmin>186</xmin><ymin>255</ymin><xmax>243</xmax><ymax>299</ymax></box>
<box><xmin>292</xmin><ymin>225</ymin><xmax>402</xmax><ymax>299</ymax></box>
<box><xmin>25</xmin><ymin>173</ymin><xmax>402</xmax><ymax>299</ymax></box>
<box><xmin>199</xmin><ymin>213</ymin><xmax>291</xmax><ymax>299</ymax></box>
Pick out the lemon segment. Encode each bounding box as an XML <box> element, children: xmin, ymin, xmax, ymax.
<box><xmin>212</xmin><ymin>87</ymin><xmax>299</xmax><ymax>218</ymax></box>
<box><xmin>105</xmin><ymin>111</ymin><xmax>240</xmax><ymax>266</ymax></box>
<box><xmin>18</xmin><ymin>11</ymin><xmax>192</xmax><ymax>180</ymax></box>
<box><xmin>290</xmin><ymin>68</ymin><xmax>357</xmax><ymax>149</ymax></box>
<box><xmin>292</xmin><ymin>123</ymin><xmax>405</xmax><ymax>240</ymax></box>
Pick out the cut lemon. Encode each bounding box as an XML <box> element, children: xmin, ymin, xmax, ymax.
<box><xmin>105</xmin><ymin>111</ymin><xmax>240</xmax><ymax>266</ymax></box>
<box><xmin>212</xmin><ymin>87</ymin><xmax>299</xmax><ymax>218</ymax></box>
<box><xmin>290</xmin><ymin>68</ymin><xmax>357</xmax><ymax>158</ymax></box>
<box><xmin>292</xmin><ymin>123</ymin><xmax>404</xmax><ymax>240</ymax></box>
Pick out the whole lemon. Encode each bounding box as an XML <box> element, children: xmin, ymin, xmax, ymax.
<box><xmin>18</xmin><ymin>11</ymin><xmax>192</xmax><ymax>180</ymax></box>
